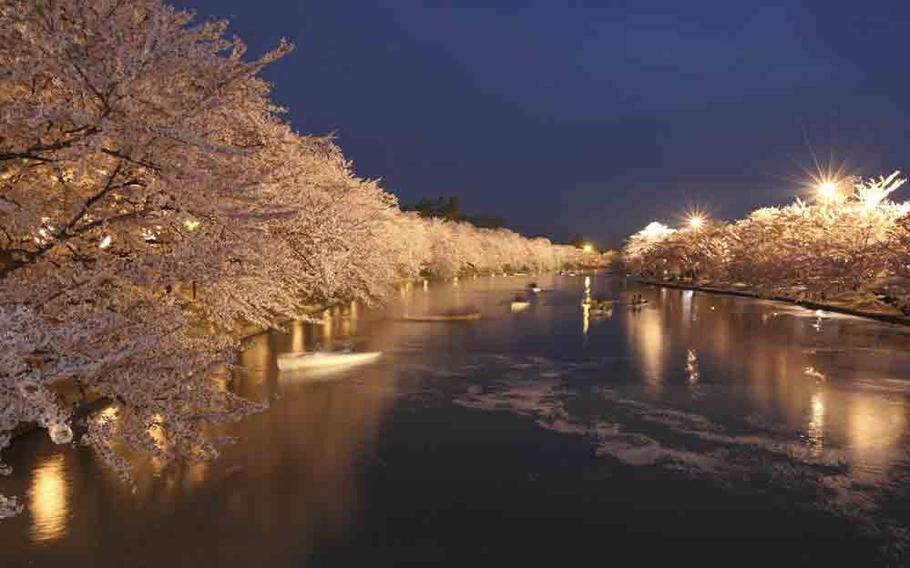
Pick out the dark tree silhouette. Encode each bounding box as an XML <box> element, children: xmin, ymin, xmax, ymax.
<box><xmin>403</xmin><ymin>196</ymin><xmax>506</xmax><ymax>228</ymax></box>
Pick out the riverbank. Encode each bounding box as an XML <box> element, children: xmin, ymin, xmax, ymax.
<box><xmin>13</xmin><ymin>270</ymin><xmax>589</xmax><ymax>443</ymax></box>
<box><xmin>634</xmin><ymin>277</ymin><xmax>910</xmax><ymax>326</ymax></box>
<box><xmin>5</xmin><ymin>272</ymin><xmax>909</xmax><ymax>565</ymax></box>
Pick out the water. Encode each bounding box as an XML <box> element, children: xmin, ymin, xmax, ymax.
<box><xmin>2</xmin><ymin>274</ymin><xmax>910</xmax><ymax>566</ymax></box>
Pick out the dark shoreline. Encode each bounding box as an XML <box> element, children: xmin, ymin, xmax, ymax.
<box><xmin>634</xmin><ymin>278</ymin><xmax>910</xmax><ymax>327</ymax></box>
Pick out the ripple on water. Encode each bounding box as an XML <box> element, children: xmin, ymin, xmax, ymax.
<box><xmin>450</xmin><ymin>352</ymin><xmax>910</xmax><ymax>556</ymax></box>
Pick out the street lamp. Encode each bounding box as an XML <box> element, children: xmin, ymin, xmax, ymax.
<box><xmin>687</xmin><ymin>214</ymin><xmax>704</xmax><ymax>230</ymax></box>
<box><xmin>816</xmin><ymin>180</ymin><xmax>840</xmax><ymax>202</ymax></box>
<box><xmin>582</xmin><ymin>243</ymin><xmax>594</xmax><ymax>253</ymax></box>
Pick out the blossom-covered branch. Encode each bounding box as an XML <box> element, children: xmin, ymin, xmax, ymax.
<box><xmin>0</xmin><ymin>0</ymin><xmax>584</xmax><ymax>517</ymax></box>
<box><xmin>624</xmin><ymin>173</ymin><xmax>910</xmax><ymax>309</ymax></box>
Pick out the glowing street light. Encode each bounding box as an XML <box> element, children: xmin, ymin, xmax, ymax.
<box><xmin>582</xmin><ymin>243</ymin><xmax>594</xmax><ymax>253</ymax></box>
<box><xmin>687</xmin><ymin>214</ymin><xmax>705</xmax><ymax>230</ymax></box>
<box><xmin>816</xmin><ymin>180</ymin><xmax>840</xmax><ymax>202</ymax></box>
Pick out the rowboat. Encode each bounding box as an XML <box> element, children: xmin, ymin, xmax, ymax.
<box><xmin>402</xmin><ymin>312</ymin><xmax>481</xmax><ymax>322</ymax></box>
<box><xmin>276</xmin><ymin>351</ymin><xmax>382</xmax><ymax>371</ymax></box>
<box><xmin>511</xmin><ymin>301</ymin><xmax>530</xmax><ymax>312</ymax></box>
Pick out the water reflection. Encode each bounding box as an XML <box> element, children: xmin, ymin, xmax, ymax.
<box><xmin>686</xmin><ymin>349</ymin><xmax>699</xmax><ymax>384</ymax></box>
<box><xmin>620</xmin><ymin>285</ymin><xmax>910</xmax><ymax>479</ymax></box>
<box><xmin>321</xmin><ymin>311</ymin><xmax>333</xmax><ymax>344</ymax></box>
<box><xmin>846</xmin><ymin>397</ymin><xmax>907</xmax><ymax>480</ymax></box>
<box><xmin>28</xmin><ymin>453</ymin><xmax>68</xmax><ymax>543</ymax></box>
<box><xmin>807</xmin><ymin>389</ymin><xmax>825</xmax><ymax>455</ymax></box>
<box><xmin>625</xmin><ymin>305</ymin><xmax>665</xmax><ymax>389</ymax></box>
<box><xmin>227</xmin><ymin>309</ymin><xmax>405</xmax><ymax>557</ymax></box>
<box><xmin>581</xmin><ymin>276</ymin><xmax>591</xmax><ymax>338</ymax></box>
<box><xmin>3</xmin><ymin>275</ymin><xmax>910</xmax><ymax>564</ymax></box>
<box><xmin>291</xmin><ymin>320</ymin><xmax>305</xmax><ymax>353</ymax></box>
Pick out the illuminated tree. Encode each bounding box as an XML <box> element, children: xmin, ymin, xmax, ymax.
<box><xmin>624</xmin><ymin>172</ymin><xmax>910</xmax><ymax>305</ymax></box>
<box><xmin>0</xmin><ymin>0</ymin><xmax>582</xmax><ymax>514</ymax></box>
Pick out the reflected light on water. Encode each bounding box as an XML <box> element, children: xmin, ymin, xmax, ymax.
<box><xmin>847</xmin><ymin>396</ymin><xmax>907</xmax><ymax>478</ymax></box>
<box><xmin>28</xmin><ymin>453</ymin><xmax>69</xmax><ymax>543</ymax></box>
<box><xmin>681</xmin><ymin>290</ymin><xmax>693</xmax><ymax>326</ymax></box>
<box><xmin>582</xmin><ymin>303</ymin><xmax>590</xmax><ymax>337</ymax></box>
<box><xmin>8</xmin><ymin>276</ymin><xmax>910</xmax><ymax>564</ymax></box>
<box><xmin>292</xmin><ymin>320</ymin><xmax>306</xmax><ymax>353</ymax></box>
<box><xmin>340</xmin><ymin>301</ymin><xmax>359</xmax><ymax>337</ymax></box>
<box><xmin>239</xmin><ymin>334</ymin><xmax>273</xmax><ymax>383</ymax></box>
<box><xmin>627</xmin><ymin>307</ymin><xmax>665</xmax><ymax>388</ymax></box>
<box><xmin>807</xmin><ymin>389</ymin><xmax>826</xmax><ymax>455</ymax></box>
<box><xmin>582</xmin><ymin>276</ymin><xmax>591</xmax><ymax>338</ymax></box>
<box><xmin>686</xmin><ymin>349</ymin><xmax>699</xmax><ymax>384</ymax></box>
<box><xmin>184</xmin><ymin>461</ymin><xmax>209</xmax><ymax>491</ymax></box>
<box><xmin>322</xmin><ymin>312</ymin><xmax>333</xmax><ymax>344</ymax></box>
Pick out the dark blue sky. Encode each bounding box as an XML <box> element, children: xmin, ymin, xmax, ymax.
<box><xmin>175</xmin><ymin>0</ymin><xmax>910</xmax><ymax>246</ymax></box>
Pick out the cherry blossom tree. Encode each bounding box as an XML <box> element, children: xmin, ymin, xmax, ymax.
<box><xmin>0</xmin><ymin>0</ymin><xmax>292</xmax><ymax>504</ymax></box>
<box><xmin>624</xmin><ymin>172</ymin><xmax>910</xmax><ymax>306</ymax></box>
<box><xmin>0</xmin><ymin>0</ymin><xmax>582</xmax><ymax>516</ymax></box>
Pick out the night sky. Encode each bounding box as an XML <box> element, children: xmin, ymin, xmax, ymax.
<box><xmin>174</xmin><ymin>0</ymin><xmax>910</xmax><ymax>246</ymax></box>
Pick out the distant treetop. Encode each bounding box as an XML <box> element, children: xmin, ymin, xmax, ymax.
<box><xmin>402</xmin><ymin>196</ymin><xmax>506</xmax><ymax>229</ymax></box>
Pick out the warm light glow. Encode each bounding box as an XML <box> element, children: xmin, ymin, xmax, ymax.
<box><xmin>846</xmin><ymin>395</ymin><xmax>906</xmax><ymax>480</ymax></box>
<box><xmin>582</xmin><ymin>276</ymin><xmax>592</xmax><ymax>338</ymax></box>
<box><xmin>239</xmin><ymin>333</ymin><xmax>273</xmax><ymax>383</ymax></box>
<box><xmin>816</xmin><ymin>180</ymin><xmax>840</xmax><ymax>201</ymax></box>
<box><xmin>291</xmin><ymin>320</ymin><xmax>305</xmax><ymax>353</ymax></box>
<box><xmin>807</xmin><ymin>389</ymin><xmax>825</xmax><ymax>455</ymax></box>
<box><xmin>322</xmin><ymin>310</ymin><xmax>333</xmax><ymax>344</ymax></box>
<box><xmin>625</xmin><ymin>221</ymin><xmax>676</xmax><ymax>257</ymax></box>
<box><xmin>686</xmin><ymin>349</ymin><xmax>699</xmax><ymax>383</ymax></box>
<box><xmin>582</xmin><ymin>243</ymin><xmax>594</xmax><ymax>253</ymax></box>
<box><xmin>29</xmin><ymin>454</ymin><xmax>69</xmax><ymax>543</ymax></box>
<box><xmin>688</xmin><ymin>214</ymin><xmax>704</xmax><ymax>230</ymax></box>
<box><xmin>183</xmin><ymin>219</ymin><xmax>201</xmax><ymax>231</ymax></box>
<box><xmin>96</xmin><ymin>405</ymin><xmax>118</xmax><ymax>425</ymax></box>
<box><xmin>627</xmin><ymin>307</ymin><xmax>665</xmax><ymax>390</ymax></box>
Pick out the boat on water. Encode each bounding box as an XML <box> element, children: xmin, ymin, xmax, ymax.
<box><xmin>402</xmin><ymin>312</ymin><xmax>481</xmax><ymax>322</ymax></box>
<box><xmin>511</xmin><ymin>295</ymin><xmax>530</xmax><ymax>312</ymax></box>
<box><xmin>277</xmin><ymin>351</ymin><xmax>382</xmax><ymax>371</ymax></box>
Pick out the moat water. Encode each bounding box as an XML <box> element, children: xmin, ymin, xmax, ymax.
<box><xmin>2</xmin><ymin>274</ymin><xmax>909</xmax><ymax>565</ymax></box>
